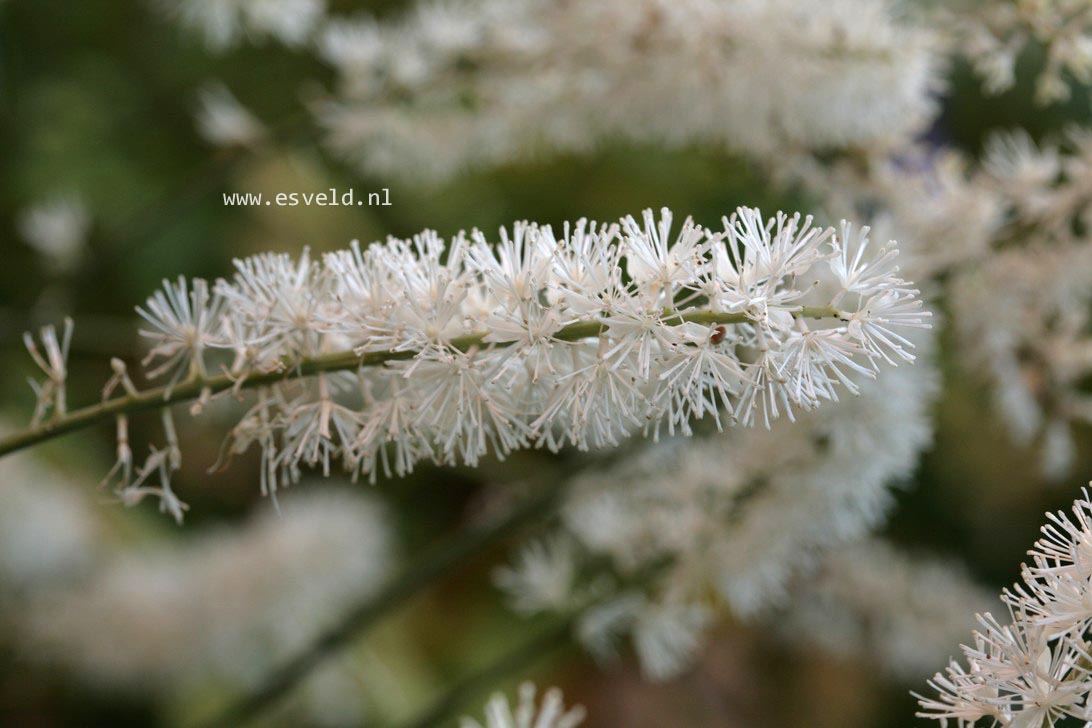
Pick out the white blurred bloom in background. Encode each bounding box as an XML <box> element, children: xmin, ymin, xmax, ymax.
<box><xmin>315</xmin><ymin>0</ymin><xmax>941</xmax><ymax>183</ymax></box>
<box><xmin>17</xmin><ymin>194</ymin><xmax>90</xmax><ymax>273</ymax></box>
<box><xmin>944</xmin><ymin>130</ymin><xmax>1092</xmax><ymax>479</ymax></box>
<box><xmin>493</xmin><ymin>535</ymin><xmax>581</xmax><ymax>616</ymax></box>
<box><xmin>157</xmin><ymin>0</ymin><xmax>326</xmax><ymax>50</ymax></box>
<box><xmin>19</xmin><ymin>487</ymin><xmax>392</xmax><ymax>725</ymax></box>
<box><xmin>778</xmin><ymin>539</ymin><xmax>993</xmax><ymax>680</ymax></box>
<box><xmin>0</xmin><ymin>444</ymin><xmax>104</xmax><ymax>593</ymax></box>
<box><xmin>800</xmin><ymin>125</ymin><xmax>1092</xmax><ymax>481</ymax></box>
<box><xmin>948</xmin><ymin>0</ymin><xmax>1092</xmax><ymax>104</ymax></box>
<box><xmin>952</xmin><ymin>243</ymin><xmax>1092</xmax><ymax>479</ymax></box>
<box><xmin>195</xmin><ymin>82</ymin><xmax>268</xmax><ymax>148</ymax></box>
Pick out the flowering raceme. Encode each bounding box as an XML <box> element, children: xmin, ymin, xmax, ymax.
<box><xmin>10</xmin><ymin>206</ymin><xmax>928</xmax><ymax>521</ymax></box>
<box><xmin>315</xmin><ymin>0</ymin><xmax>940</xmax><ymax>182</ymax></box>
<box><xmin>918</xmin><ymin>487</ymin><xmax>1092</xmax><ymax>727</ymax></box>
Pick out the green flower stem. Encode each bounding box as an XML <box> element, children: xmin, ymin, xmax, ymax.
<box><xmin>0</xmin><ymin>306</ymin><xmax>841</xmax><ymax>459</ymax></box>
<box><xmin>397</xmin><ymin>614</ymin><xmax>579</xmax><ymax>728</ymax></box>
<box><xmin>394</xmin><ymin>556</ymin><xmax>673</xmax><ymax>728</ymax></box>
<box><xmin>196</xmin><ymin>476</ymin><xmax>572</xmax><ymax>728</ymax></box>
<box><xmin>198</xmin><ymin>435</ymin><xmax>756</xmax><ymax>727</ymax></box>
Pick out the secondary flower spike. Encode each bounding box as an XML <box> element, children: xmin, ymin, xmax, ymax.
<box><xmin>918</xmin><ymin>486</ymin><xmax>1092</xmax><ymax>727</ymax></box>
<box><xmin>15</xmin><ymin>206</ymin><xmax>928</xmax><ymax>520</ymax></box>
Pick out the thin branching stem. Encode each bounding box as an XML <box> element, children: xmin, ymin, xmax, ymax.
<box><xmin>197</xmin><ymin>439</ymin><xmax>765</xmax><ymax>727</ymax></box>
<box><xmin>196</xmin><ymin>473</ymin><xmax>573</xmax><ymax>728</ymax></box>
<box><xmin>395</xmin><ymin>555</ymin><xmax>674</xmax><ymax>728</ymax></box>
<box><xmin>0</xmin><ymin>306</ymin><xmax>841</xmax><ymax>459</ymax></box>
<box><xmin>397</xmin><ymin>614</ymin><xmax>578</xmax><ymax>728</ymax></box>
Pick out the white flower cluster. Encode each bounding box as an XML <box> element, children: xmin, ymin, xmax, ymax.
<box><xmin>496</xmin><ymin>326</ymin><xmax>938</xmax><ymax>680</ymax></box>
<box><xmin>156</xmin><ymin>0</ymin><xmax>326</xmax><ymax>50</ymax></box>
<box><xmin>21</xmin><ymin>488</ymin><xmax>390</xmax><ymax>726</ymax></box>
<box><xmin>779</xmin><ymin>539</ymin><xmax>993</xmax><ymax>681</ymax></box>
<box><xmin>316</xmin><ymin>0</ymin><xmax>940</xmax><ymax>183</ymax></box>
<box><xmin>23</xmin><ymin>317</ymin><xmax>74</xmax><ymax>428</ymax></box>
<box><xmin>460</xmin><ymin>682</ymin><xmax>585</xmax><ymax>728</ymax></box>
<box><xmin>918</xmin><ymin>487</ymin><xmax>1092</xmax><ymax>727</ymax></box>
<box><xmin>947</xmin><ymin>0</ymin><xmax>1092</xmax><ymax>104</ymax></box>
<box><xmin>109</xmin><ymin>206</ymin><xmax>926</xmax><ymax>518</ymax></box>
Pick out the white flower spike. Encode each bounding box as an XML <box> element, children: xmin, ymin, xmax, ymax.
<box><xmin>20</xmin><ymin>206</ymin><xmax>928</xmax><ymax>521</ymax></box>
